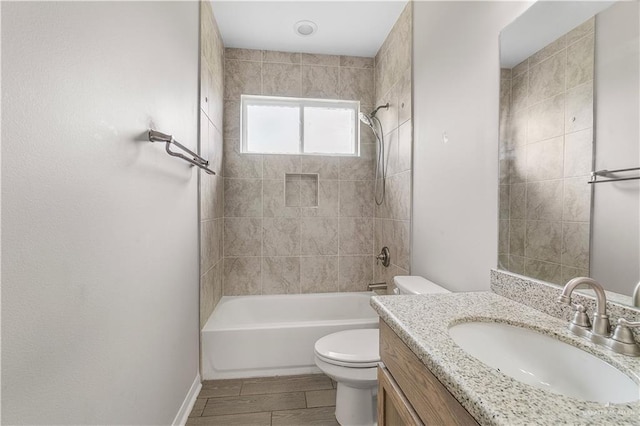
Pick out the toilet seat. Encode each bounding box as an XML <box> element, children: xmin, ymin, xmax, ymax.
<box><xmin>314</xmin><ymin>329</ymin><xmax>379</xmax><ymax>368</ymax></box>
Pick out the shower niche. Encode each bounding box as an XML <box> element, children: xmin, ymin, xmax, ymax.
<box><xmin>285</xmin><ymin>173</ymin><xmax>319</xmax><ymax>208</ymax></box>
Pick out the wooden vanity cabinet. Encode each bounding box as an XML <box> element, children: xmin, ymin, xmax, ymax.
<box><xmin>378</xmin><ymin>320</ymin><xmax>478</xmax><ymax>426</ymax></box>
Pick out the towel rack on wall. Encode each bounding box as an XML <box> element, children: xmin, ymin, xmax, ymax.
<box><xmin>589</xmin><ymin>167</ymin><xmax>639</xmax><ymax>184</ymax></box>
<box><xmin>148</xmin><ymin>129</ymin><xmax>215</xmax><ymax>175</ymax></box>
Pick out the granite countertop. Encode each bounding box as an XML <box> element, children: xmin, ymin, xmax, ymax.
<box><xmin>371</xmin><ymin>292</ymin><xmax>640</xmax><ymax>426</ymax></box>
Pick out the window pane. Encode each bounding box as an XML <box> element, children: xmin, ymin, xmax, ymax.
<box><xmin>303</xmin><ymin>107</ymin><xmax>356</xmax><ymax>155</ymax></box>
<box><xmin>246</xmin><ymin>104</ymin><xmax>300</xmax><ymax>154</ymax></box>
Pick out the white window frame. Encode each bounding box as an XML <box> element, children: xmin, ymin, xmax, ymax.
<box><xmin>240</xmin><ymin>95</ymin><xmax>360</xmax><ymax>156</ymax></box>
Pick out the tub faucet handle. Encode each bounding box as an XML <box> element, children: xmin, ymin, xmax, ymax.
<box><xmin>376</xmin><ymin>247</ymin><xmax>390</xmax><ymax>267</ymax></box>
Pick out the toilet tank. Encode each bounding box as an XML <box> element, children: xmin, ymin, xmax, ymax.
<box><xmin>393</xmin><ymin>276</ymin><xmax>450</xmax><ymax>295</ymax></box>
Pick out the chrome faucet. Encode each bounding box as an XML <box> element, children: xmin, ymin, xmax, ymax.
<box><xmin>558</xmin><ymin>277</ymin><xmax>611</xmax><ymax>337</ymax></box>
<box><xmin>633</xmin><ymin>281</ymin><xmax>640</xmax><ymax>308</ymax></box>
<box><xmin>557</xmin><ymin>277</ymin><xmax>640</xmax><ymax>357</ymax></box>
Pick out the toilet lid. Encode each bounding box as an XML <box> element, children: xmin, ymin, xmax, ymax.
<box><xmin>314</xmin><ymin>329</ymin><xmax>380</xmax><ymax>365</ymax></box>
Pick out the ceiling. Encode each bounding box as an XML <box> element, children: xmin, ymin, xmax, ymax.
<box><xmin>210</xmin><ymin>1</ymin><xmax>408</xmax><ymax>58</ymax></box>
<box><xmin>500</xmin><ymin>1</ymin><xmax>615</xmax><ymax>68</ymax></box>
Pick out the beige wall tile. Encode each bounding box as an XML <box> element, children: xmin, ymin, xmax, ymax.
<box><xmin>499</xmin><ymin>220</ymin><xmax>509</xmax><ymax>255</ymax></box>
<box><xmin>224</xmin><ymin>60</ymin><xmax>261</xmax><ymax>99</ymax></box>
<box><xmin>511</xmin><ymin>71</ymin><xmax>529</xmax><ymax>112</ymax></box>
<box><xmin>499</xmin><ymin>185</ymin><xmax>510</xmax><ymax>220</ymax></box>
<box><xmin>225</xmin><ymin>48</ymin><xmax>262</xmax><ymax>61</ymax></box>
<box><xmin>563</xmin><ymin>177</ymin><xmax>591</xmax><ymax>222</ymax></box>
<box><xmin>302</xmin><ymin>53</ymin><xmax>340</xmax><ymax>66</ymax></box>
<box><xmin>525</xmin><ymin>220</ymin><xmax>562</xmax><ymax>263</ymax></box>
<box><xmin>339</xmin><ymin>255</ymin><xmax>373</xmax><ymax>292</ymax></box>
<box><xmin>300</xmin><ymin>256</ymin><xmax>339</xmax><ymax>293</ymax></box>
<box><xmin>360</xmin><ymin>118</ymin><xmax>377</xmax><ymax>145</ymax></box>
<box><xmin>301</xmin><ymin>155</ymin><xmax>340</xmax><ymax>180</ymax></box>
<box><xmin>263</xmin><ymin>217</ymin><xmax>300</xmax><ymax>256</ymax></box>
<box><xmin>526</xmin><ymin>136</ymin><xmax>564</xmax><ymax>181</ymax></box>
<box><xmin>566</xmin><ymin>33</ymin><xmax>594</xmax><ymax>89</ymax></box>
<box><xmin>528</xmin><ymin>94</ymin><xmax>564</xmax><ymax>143</ymax></box>
<box><xmin>512</xmin><ymin>58</ymin><xmax>528</xmax><ymax>78</ymax></box>
<box><xmin>262</xmin><ymin>257</ymin><xmax>300</xmax><ymax>294</ymax></box>
<box><xmin>565</xmin><ymin>82</ymin><xmax>593</xmax><ymax>133</ymax></box>
<box><xmin>508</xmin><ymin>255</ymin><xmax>526</xmax><ymax>275</ymax></box>
<box><xmin>301</xmin><ymin>180</ymin><xmax>339</xmax><ymax>218</ymax></box>
<box><xmin>528</xmin><ymin>51</ymin><xmax>566</xmax><ymax>105</ymax></box>
<box><xmin>339</xmin><ymin>144</ymin><xmax>375</xmax><ymax>180</ymax></box>
<box><xmin>510</xmin><ymin>108</ymin><xmax>528</xmax><ymax>148</ymax></box>
<box><xmin>300</xmin><ymin>217</ymin><xmax>338</xmax><ymax>255</ymax></box>
<box><xmin>376</xmin><ymin>86</ymin><xmax>398</xmax><ymax>134</ymax></box>
<box><xmin>566</xmin><ymin>17</ymin><xmax>594</xmax><ymax>46</ymax></box>
<box><xmin>223</xmin><ymin>139</ymin><xmax>263</xmax><ymax>179</ymax></box>
<box><xmin>223</xmin><ymin>100</ymin><xmax>240</xmax><ymax>139</ymax></box>
<box><xmin>263</xmin><ymin>50</ymin><xmax>301</xmax><ymax>64</ymax></box>
<box><xmin>524</xmin><ymin>258</ymin><xmax>563</xmax><ymax>284</ymax></box>
<box><xmin>224</xmin><ymin>179</ymin><xmax>262</xmax><ymax>217</ymax></box>
<box><xmin>339</xmin><ymin>67</ymin><xmax>374</xmax><ymax>105</ymax></box>
<box><xmin>340</xmin><ymin>56</ymin><xmax>374</xmax><ymax>69</ymax></box>
<box><xmin>561</xmin><ymin>265</ymin><xmax>590</xmax><ymax>283</ymax></box>
<box><xmin>391</xmin><ymin>220</ymin><xmax>410</xmax><ymax>270</ymax></box>
<box><xmin>526</xmin><ymin>180</ymin><xmax>563</xmax><ymax>221</ymax></box>
<box><xmin>564</xmin><ymin>129</ymin><xmax>593</xmax><ymax>177</ymax></box>
<box><xmin>529</xmin><ymin>35</ymin><xmax>566</xmax><ymax>67</ymax></box>
<box><xmin>263</xmin><ymin>63</ymin><xmax>301</xmax><ymax>97</ymax></box>
<box><xmin>387</xmin><ymin>172</ymin><xmax>411</xmax><ymax>221</ymax></box>
<box><xmin>223</xmin><ymin>257</ymin><xmax>262</xmax><ymax>296</ymax></box>
<box><xmin>510</xmin><ymin>146</ymin><xmax>527</xmax><ymax>183</ymax></box>
<box><xmin>200</xmin><ymin>262</ymin><xmax>216</xmax><ymax>328</ymax></box>
<box><xmin>339</xmin><ymin>180</ymin><xmax>373</xmax><ymax>217</ymax></box>
<box><xmin>300</xmin><ymin>175</ymin><xmax>318</xmax><ymax>207</ymax></box>
<box><xmin>224</xmin><ymin>218</ymin><xmax>262</xmax><ymax>256</ymax></box>
<box><xmin>561</xmin><ymin>222</ymin><xmax>590</xmax><ymax>269</ymax></box>
<box><xmin>510</xmin><ymin>182</ymin><xmax>526</xmax><ymax>220</ymax></box>
<box><xmin>509</xmin><ymin>219</ymin><xmax>525</xmax><ymax>257</ymax></box>
<box><xmin>264</xmin><ymin>155</ymin><xmax>302</xmax><ymax>179</ymax></box>
<box><xmin>302</xmin><ymin>65</ymin><xmax>339</xmax><ymax>99</ymax></box>
<box><xmin>397</xmin><ymin>120</ymin><xmax>412</xmax><ymax>173</ymax></box>
<box><xmin>397</xmin><ymin>68</ymin><xmax>412</xmax><ymax>126</ymax></box>
<box><xmin>263</xmin><ymin>179</ymin><xmax>299</xmax><ymax>218</ymax></box>
<box><xmin>339</xmin><ymin>217</ymin><xmax>373</xmax><ymax>255</ymax></box>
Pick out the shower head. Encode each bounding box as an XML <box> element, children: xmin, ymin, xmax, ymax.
<box><xmin>359</xmin><ymin>112</ymin><xmax>373</xmax><ymax>127</ymax></box>
<box><xmin>359</xmin><ymin>103</ymin><xmax>390</xmax><ymax>127</ymax></box>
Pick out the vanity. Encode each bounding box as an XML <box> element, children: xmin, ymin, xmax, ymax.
<box><xmin>371</xmin><ymin>280</ymin><xmax>640</xmax><ymax>425</ymax></box>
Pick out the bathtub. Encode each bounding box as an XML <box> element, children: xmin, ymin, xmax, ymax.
<box><xmin>201</xmin><ymin>292</ymin><xmax>379</xmax><ymax>379</ymax></box>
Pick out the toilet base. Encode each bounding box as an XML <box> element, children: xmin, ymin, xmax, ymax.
<box><xmin>335</xmin><ymin>382</ymin><xmax>377</xmax><ymax>426</ymax></box>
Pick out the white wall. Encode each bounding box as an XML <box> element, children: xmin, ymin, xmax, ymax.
<box><xmin>2</xmin><ymin>2</ymin><xmax>200</xmax><ymax>424</ymax></box>
<box><xmin>412</xmin><ymin>1</ymin><xmax>531</xmax><ymax>292</ymax></box>
<box><xmin>591</xmin><ymin>1</ymin><xmax>640</xmax><ymax>295</ymax></box>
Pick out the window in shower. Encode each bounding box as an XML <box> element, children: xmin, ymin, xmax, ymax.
<box><xmin>240</xmin><ymin>95</ymin><xmax>359</xmax><ymax>156</ymax></box>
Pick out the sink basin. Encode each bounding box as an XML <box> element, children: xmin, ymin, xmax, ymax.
<box><xmin>449</xmin><ymin>322</ymin><xmax>639</xmax><ymax>403</ymax></box>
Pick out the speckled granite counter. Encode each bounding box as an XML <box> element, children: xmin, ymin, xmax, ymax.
<box><xmin>371</xmin><ymin>292</ymin><xmax>640</xmax><ymax>425</ymax></box>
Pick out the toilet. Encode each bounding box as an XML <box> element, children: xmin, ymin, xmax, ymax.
<box><xmin>314</xmin><ymin>276</ymin><xmax>450</xmax><ymax>426</ymax></box>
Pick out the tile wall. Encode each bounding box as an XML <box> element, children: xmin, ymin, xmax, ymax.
<box><xmin>221</xmin><ymin>48</ymin><xmax>377</xmax><ymax>295</ymax></box>
<box><xmin>199</xmin><ymin>0</ymin><xmax>225</xmax><ymax>327</ymax></box>
<box><xmin>498</xmin><ymin>18</ymin><xmax>594</xmax><ymax>285</ymax></box>
<box><xmin>373</xmin><ymin>2</ymin><xmax>413</xmax><ymax>291</ymax></box>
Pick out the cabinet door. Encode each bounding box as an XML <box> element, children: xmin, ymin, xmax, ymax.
<box><xmin>380</xmin><ymin>321</ymin><xmax>478</xmax><ymax>425</ymax></box>
<box><xmin>378</xmin><ymin>366</ymin><xmax>424</xmax><ymax>426</ymax></box>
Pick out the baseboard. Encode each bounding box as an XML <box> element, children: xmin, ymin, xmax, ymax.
<box><xmin>172</xmin><ymin>373</ymin><xmax>202</xmax><ymax>426</ymax></box>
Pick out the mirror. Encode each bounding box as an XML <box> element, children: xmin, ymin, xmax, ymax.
<box><xmin>498</xmin><ymin>1</ymin><xmax>640</xmax><ymax>305</ymax></box>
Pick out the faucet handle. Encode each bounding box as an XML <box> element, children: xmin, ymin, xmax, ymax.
<box><xmin>609</xmin><ymin>318</ymin><xmax>640</xmax><ymax>357</ymax></box>
<box><xmin>569</xmin><ymin>304</ymin><xmax>591</xmax><ymax>328</ymax></box>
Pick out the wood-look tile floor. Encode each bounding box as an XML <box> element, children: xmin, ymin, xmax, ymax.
<box><xmin>187</xmin><ymin>374</ymin><xmax>339</xmax><ymax>426</ymax></box>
